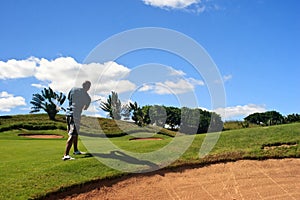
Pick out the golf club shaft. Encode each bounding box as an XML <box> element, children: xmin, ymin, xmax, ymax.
<box><xmin>91</xmin><ymin>98</ymin><xmax>102</xmax><ymax>103</ymax></box>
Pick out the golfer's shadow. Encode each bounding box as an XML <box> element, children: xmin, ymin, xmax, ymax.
<box><xmin>93</xmin><ymin>150</ymin><xmax>159</xmax><ymax>171</ymax></box>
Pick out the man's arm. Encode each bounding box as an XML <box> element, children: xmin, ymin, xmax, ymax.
<box><xmin>83</xmin><ymin>95</ymin><xmax>91</xmax><ymax>110</ymax></box>
<box><xmin>83</xmin><ymin>105</ymin><xmax>89</xmax><ymax>110</ymax></box>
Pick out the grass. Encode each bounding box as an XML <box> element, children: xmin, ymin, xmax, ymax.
<box><xmin>80</xmin><ymin>115</ymin><xmax>177</xmax><ymax>137</ymax></box>
<box><xmin>0</xmin><ymin>114</ymin><xmax>299</xmax><ymax>199</ymax></box>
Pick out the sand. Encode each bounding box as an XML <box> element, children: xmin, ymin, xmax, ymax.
<box><xmin>59</xmin><ymin>159</ymin><xmax>300</xmax><ymax>200</ymax></box>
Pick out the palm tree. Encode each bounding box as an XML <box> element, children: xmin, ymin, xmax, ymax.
<box><xmin>100</xmin><ymin>91</ymin><xmax>122</xmax><ymax>120</ymax></box>
<box><xmin>30</xmin><ymin>87</ymin><xmax>66</xmax><ymax>120</ymax></box>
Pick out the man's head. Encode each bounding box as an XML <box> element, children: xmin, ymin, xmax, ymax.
<box><xmin>82</xmin><ymin>80</ymin><xmax>91</xmax><ymax>91</ymax></box>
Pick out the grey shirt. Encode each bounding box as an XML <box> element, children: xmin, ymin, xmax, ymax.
<box><xmin>66</xmin><ymin>87</ymin><xmax>91</xmax><ymax>119</ymax></box>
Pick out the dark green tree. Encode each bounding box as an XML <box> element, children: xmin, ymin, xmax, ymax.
<box><xmin>148</xmin><ymin>105</ymin><xmax>167</xmax><ymax>127</ymax></box>
<box><xmin>198</xmin><ymin>109</ymin><xmax>211</xmax><ymax>133</ymax></box>
<box><xmin>179</xmin><ymin>108</ymin><xmax>223</xmax><ymax>134</ymax></box>
<box><xmin>244</xmin><ymin>112</ymin><xmax>263</xmax><ymax>125</ymax></box>
<box><xmin>208</xmin><ymin>112</ymin><xmax>224</xmax><ymax>132</ymax></box>
<box><xmin>129</xmin><ymin>101</ymin><xmax>145</xmax><ymax>126</ymax></box>
<box><xmin>165</xmin><ymin>106</ymin><xmax>181</xmax><ymax>130</ymax></box>
<box><xmin>100</xmin><ymin>91</ymin><xmax>122</xmax><ymax>120</ymax></box>
<box><xmin>180</xmin><ymin>107</ymin><xmax>200</xmax><ymax>134</ymax></box>
<box><xmin>121</xmin><ymin>104</ymin><xmax>131</xmax><ymax>120</ymax></box>
<box><xmin>264</xmin><ymin>111</ymin><xmax>284</xmax><ymax>125</ymax></box>
<box><xmin>285</xmin><ymin>113</ymin><xmax>300</xmax><ymax>123</ymax></box>
<box><xmin>30</xmin><ymin>87</ymin><xmax>66</xmax><ymax>120</ymax></box>
<box><xmin>141</xmin><ymin>105</ymin><xmax>151</xmax><ymax>125</ymax></box>
<box><xmin>244</xmin><ymin>111</ymin><xmax>284</xmax><ymax>126</ymax></box>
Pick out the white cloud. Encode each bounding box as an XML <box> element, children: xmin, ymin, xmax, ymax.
<box><xmin>34</xmin><ymin>57</ymin><xmax>81</xmax><ymax>93</ymax></box>
<box><xmin>0</xmin><ymin>91</ymin><xmax>26</xmax><ymax>112</ymax></box>
<box><xmin>159</xmin><ymin>79</ymin><xmax>194</xmax><ymax>94</ymax></box>
<box><xmin>214</xmin><ymin>104</ymin><xmax>267</xmax><ymax>120</ymax></box>
<box><xmin>214</xmin><ymin>74</ymin><xmax>233</xmax><ymax>84</ymax></box>
<box><xmin>223</xmin><ymin>74</ymin><xmax>232</xmax><ymax>82</ymax></box>
<box><xmin>143</xmin><ymin>0</ymin><xmax>199</xmax><ymax>9</ymax></box>
<box><xmin>142</xmin><ymin>0</ymin><xmax>222</xmax><ymax>13</ymax></box>
<box><xmin>0</xmin><ymin>57</ymin><xmax>37</xmax><ymax>79</ymax></box>
<box><xmin>0</xmin><ymin>56</ymin><xmax>204</xmax><ymax>108</ymax></box>
<box><xmin>187</xmin><ymin>77</ymin><xmax>205</xmax><ymax>86</ymax></box>
<box><xmin>137</xmin><ymin>65</ymin><xmax>204</xmax><ymax>95</ymax></box>
<box><xmin>139</xmin><ymin>77</ymin><xmax>204</xmax><ymax>95</ymax></box>
<box><xmin>31</xmin><ymin>83</ymin><xmax>47</xmax><ymax>89</ymax></box>
<box><xmin>168</xmin><ymin>67</ymin><xmax>186</xmax><ymax>76</ymax></box>
<box><xmin>77</xmin><ymin>61</ymin><xmax>135</xmax><ymax>95</ymax></box>
<box><xmin>29</xmin><ymin>57</ymin><xmax>135</xmax><ymax>97</ymax></box>
<box><xmin>138</xmin><ymin>84</ymin><xmax>155</xmax><ymax>92</ymax></box>
<box><xmin>0</xmin><ymin>56</ymin><xmax>138</xmax><ymax>100</ymax></box>
<box><xmin>31</xmin><ymin>57</ymin><xmax>203</xmax><ymax>97</ymax></box>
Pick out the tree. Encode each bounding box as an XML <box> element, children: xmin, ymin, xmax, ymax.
<box><xmin>147</xmin><ymin>105</ymin><xmax>167</xmax><ymax>127</ymax></box>
<box><xmin>165</xmin><ymin>106</ymin><xmax>181</xmax><ymax>130</ymax></box>
<box><xmin>208</xmin><ymin>112</ymin><xmax>223</xmax><ymax>132</ymax></box>
<box><xmin>198</xmin><ymin>109</ymin><xmax>211</xmax><ymax>133</ymax></box>
<box><xmin>244</xmin><ymin>112</ymin><xmax>263</xmax><ymax>125</ymax></box>
<box><xmin>285</xmin><ymin>113</ymin><xmax>300</xmax><ymax>123</ymax></box>
<box><xmin>179</xmin><ymin>107</ymin><xmax>223</xmax><ymax>134</ymax></box>
<box><xmin>30</xmin><ymin>87</ymin><xmax>66</xmax><ymax>120</ymax></box>
<box><xmin>244</xmin><ymin>111</ymin><xmax>284</xmax><ymax>126</ymax></box>
<box><xmin>264</xmin><ymin>111</ymin><xmax>284</xmax><ymax>125</ymax></box>
<box><xmin>141</xmin><ymin>105</ymin><xmax>151</xmax><ymax>125</ymax></box>
<box><xmin>121</xmin><ymin>104</ymin><xmax>131</xmax><ymax>120</ymax></box>
<box><xmin>100</xmin><ymin>91</ymin><xmax>122</xmax><ymax>120</ymax></box>
<box><xmin>129</xmin><ymin>101</ymin><xmax>145</xmax><ymax>126</ymax></box>
<box><xmin>180</xmin><ymin>107</ymin><xmax>200</xmax><ymax>134</ymax></box>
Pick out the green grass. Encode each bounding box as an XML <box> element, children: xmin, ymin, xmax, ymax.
<box><xmin>0</xmin><ymin>114</ymin><xmax>299</xmax><ymax>199</ymax></box>
<box><xmin>0</xmin><ymin>132</ymin><xmax>121</xmax><ymax>199</ymax></box>
<box><xmin>80</xmin><ymin>115</ymin><xmax>177</xmax><ymax>137</ymax></box>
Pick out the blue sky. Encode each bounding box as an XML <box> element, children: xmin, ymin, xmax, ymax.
<box><xmin>0</xmin><ymin>0</ymin><xmax>299</xmax><ymax>120</ymax></box>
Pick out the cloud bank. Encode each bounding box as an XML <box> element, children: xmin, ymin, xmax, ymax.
<box><xmin>142</xmin><ymin>0</ymin><xmax>221</xmax><ymax>13</ymax></box>
<box><xmin>0</xmin><ymin>92</ymin><xmax>26</xmax><ymax>112</ymax></box>
<box><xmin>143</xmin><ymin>0</ymin><xmax>199</xmax><ymax>9</ymax></box>
<box><xmin>0</xmin><ymin>56</ymin><xmax>205</xmax><ymax>99</ymax></box>
<box><xmin>214</xmin><ymin>104</ymin><xmax>267</xmax><ymax>121</ymax></box>
<box><xmin>0</xmin><ymin>57</ymin><xmax>136</xmax><ymax>95</ymax></box>
<box><xmin>0</xmin><ymin>57</ymin><xmax>37</xmax><ymax>79</ymax></box>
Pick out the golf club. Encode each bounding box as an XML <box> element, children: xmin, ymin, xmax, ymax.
<box><xmin>91</xmin><ymin>98</ymin><xmax>102</xmax><ymax>103</ymax></box>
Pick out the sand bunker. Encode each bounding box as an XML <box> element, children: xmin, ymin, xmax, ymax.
<box><xmin>129</xmin><ymin>137</ymin><xmax>163</xmax><ymax>141</ymax></box>
<box><xmin>58</xmin><ymin>158</ymin><xmax>300</xmax><ymax>200</ymax></box>
<box><xmin>18</xmin><ymin>134</ymin><xmax>64</xmax><ymax>139</ymax></box>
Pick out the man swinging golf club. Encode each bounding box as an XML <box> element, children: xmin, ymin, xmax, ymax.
<box><xmin>62</xmin><ymin>80</ymin><xmax>91</xmax><ymax>161</ymax></box>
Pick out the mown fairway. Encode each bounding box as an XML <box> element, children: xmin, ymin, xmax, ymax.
<box><xmin>0</xmin><ymin>114</ymin><xmax>299</xmax><ymax>199</ymax></box>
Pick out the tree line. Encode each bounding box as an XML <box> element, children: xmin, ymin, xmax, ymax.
<box><xmin>244</xmin><ymin>111</ymin><xmax>300</xmax><ymax>126</ymax></box>
<box><xmin>29</xmin><ymin>88</ymin><xmax>300</xmax><ymax>133</ymax></box>
<box><xmin>100</xmin><ymin>91</ymin><xmax>223</xmax><ymax>134</ymax></box>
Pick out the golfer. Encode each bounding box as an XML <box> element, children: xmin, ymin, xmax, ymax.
<box><xmin>62</xmin><ymin>80</ymin><xmax>91</xmax><ymax>161</ymax></box>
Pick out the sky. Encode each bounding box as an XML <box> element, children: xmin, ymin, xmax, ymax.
<box><xmin>0</xmin><ymin>0</ymin><xmax>299</xmax><ymax>120</ymax></box>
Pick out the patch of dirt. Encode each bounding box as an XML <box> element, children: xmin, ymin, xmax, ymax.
<box><xmin>129</xmin><ymin>137</ymin><xmax>163</xmax><ymax>141</ymax></box>
<box><xmin>263</xmin><ymin>142</ymin><xmax>298</xmax><ymax>150</ymax></box>
<box><xmin>48</xmin><ymin>159</ymin><xmax>300</xmax><ymax>200</ymax></box>
<box><xmin>18</xmin><ymin>134</ymin><xmax>64</xmax><ymax>139</ymax></box>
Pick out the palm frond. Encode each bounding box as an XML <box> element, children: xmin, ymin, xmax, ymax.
<box><xmin>29</xmin><ymin>87</ymin><xmax>66</xmax><ymax>120</ymax></box>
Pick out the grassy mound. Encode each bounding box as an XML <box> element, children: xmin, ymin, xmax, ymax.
<box><xmin>0</xmin><ymin>114</ymin><xmax>66</xmax><ymax>132</ymax></box>
<box><xmin>0</xmin><ymin>114</ymin><xmax>177</xmax><ymax>138</ymax></box>
<box><xmin>80</xmin><ymin>115</ymin><xmax>177</xmax><ymax>137</ymax></box>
